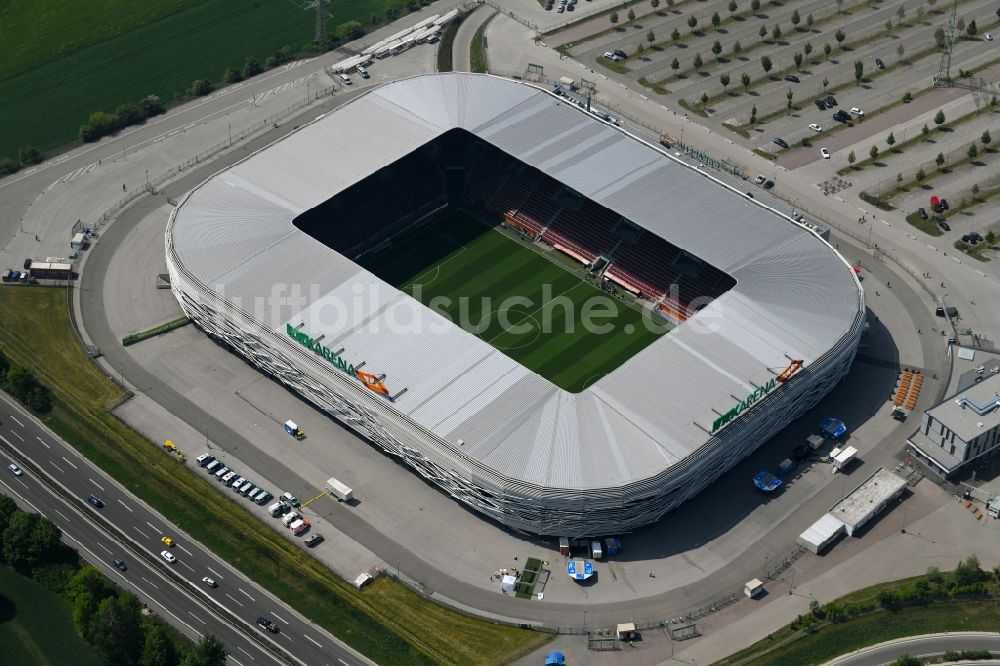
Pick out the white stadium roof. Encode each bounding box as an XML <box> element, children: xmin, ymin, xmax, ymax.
<box><xmin>170</xmin><ymin>73</ymin><xmax>862</xmax><ymax>492</ymax></box>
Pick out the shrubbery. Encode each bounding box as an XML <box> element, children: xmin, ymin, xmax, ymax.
<box><xmin>78</xmin><ymin>94</ymin><xmax>165</xmax><ymax>143</ymax></box>
<box><xmin>0</xmin><ymin>349</ymin><xmax>51</xmax><ymax>413</ymax></box>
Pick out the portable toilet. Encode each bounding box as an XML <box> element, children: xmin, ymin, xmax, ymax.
<box><xmin>558</xmin><ymin>536</ymin><xmax>570</xmax><ymax>556</ymax></box>
<box><xmin>545</xmin><ymin>652</ymin><xmax>566</xmax><ymax>666</ymax></box>
<box><xmin>591</xmin><ymin>540</ymin><xmax>603</xmax><ymax>559</ymax></box>
<box><xmin>744</xmin><ymin>578</ymin><xmax>765</xmax><ymax>598</ymax></box>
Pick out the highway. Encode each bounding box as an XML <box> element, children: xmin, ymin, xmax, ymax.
<box><xmin>824</xmin><ymin>632</ymin><xmax>1000</xmax><ymax>666</ymax></box>
<box><xmin>0</xmin><ymin>390</ymin><xmax>372</xmax><ymax>666</ymax></box>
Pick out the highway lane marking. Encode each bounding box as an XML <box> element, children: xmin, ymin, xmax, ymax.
<box><xmin>180</xmin><ymin>561</ymin><xmax>196</xmax><ymax>573</ymax></box>
<box><xmin>54</xmin><ymin>509</ymin><xmax>70</xmax><ymax>522</ymax></box>
<box><xmin>61</xmin><ymin>456</ymin><xmax>78</xmax><ymax>469</ymax></box>
<box><xmin>339</xmin><ymin>659</ymin><xmax>350</xmax><ymax>666</ymax></box>
<box><xmin>178</xmin><ymin>544</ymin><xmax>194</xmax><ymax>556</ymax></box>
<box><xmin>9</xmin><ymin>430</ymin><xmax>24</xmax><ymax>441</ymax></box>
<box><xmin>238</xmin><ymin>588</ymin><xmax>256</xmax><ymax>601</ymax></box>
<box><xmin>9</xmin><ymin>415</ymin><xmax>24</xmax><ymax>427</ymax></box>
<box><xmin>303</xmin><ymin>634</ymin><xmax>322</xmax><ymax>648</ymax></box>
<box><xmin>237</xmin><ymin>646</ymin><xmax>255</xmax><ymax>659</ymax></box>
<box><xmin>36</xmin><ymin>436</ymin><xmax>50</xmax><ymax>449</ymax></box>
<box><xmin>270</xmin><ymin>611</ymin><xmax>289</xmax><ymax>625</ymax></box>
<box><xmin>89</xmin><ymin>478</ymin><xmax>104</xmax><ymax>490</ymax></box>
<box><xmin>146</xmin><ymin>521</ymin><xmax>162</xmax><ymax>534</ymax></box>
<box><xmin>225</xmin><ymin>593</ymin><xmax>244</xmax><ymax>607</ymax></box>
<box><xmin>98</xmin><ymin>543</ymin><xmax>113</xmax><ymax>555</ymax></box>
<box><xmin>118</xmin><ymin>499</ymin><xmax>134</xmax><ymax>512</ymax></box>
<box><xmin>188</xmin><ymin>611</ymin><xmax>206</xmax><ymax>625</ymax></box>
<box><xmin>229</xmin><ymin>656</ymin><xmax>246</xmax><ymax>666</ymax></box>
<box><xmin>50</xmin><ymin>461</ymin><xmax>65</xmax><ymax>474</ymax></box>
<box><xmin>207</xmin><ymin>566</ymin><xmax>223</xmax><ymax>579</ymax></box>
<box><xmin>142</xmin><ymin>576</ymin><xmax>161</xmax><ymax>590</ymax></box>
<box><xmin>133</xmin><ymin>526</ymin><xmax>150</xmax><ymax>539</ymax></box>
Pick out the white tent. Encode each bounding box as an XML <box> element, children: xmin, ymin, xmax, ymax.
<box><xmin>500</xmin><ymin>575</ymin><xmax>517</xmax><ymax>593</ymax></box>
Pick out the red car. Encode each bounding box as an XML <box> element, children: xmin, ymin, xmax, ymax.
<box><xmin>930</xmin><ymin>195</ymin><xmax>942</xmax><ymax>213</ymax></box>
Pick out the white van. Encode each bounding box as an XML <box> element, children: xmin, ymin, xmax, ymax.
<box><xmin>281</xmin><ymin>511</ymin><xmax>301</xmax><ymax>527</ymax></box>
<box><xmin>339</xmin><ymin>73</ymin><xmax>352</xmax><ymax>85</ymax></box>
<box><xmin>205</xmin><ymin>460</ymin><xmax>222</xmax><ymax>474</ymax></box>
<box><xmin>214</xmin><ymin>466</ymin><xmax>230</xmax><ymax>479</ymax></box>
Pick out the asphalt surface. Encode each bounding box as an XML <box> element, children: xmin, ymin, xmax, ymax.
<box><xmin>0</xmin><ymin>390</ymin><xmax>371</xmax><ymax>666</ymax></box>
<box><xmin>825</xmin><ymin>632</ymin><xmax>1000</xmax><ymax>666</ymax></box>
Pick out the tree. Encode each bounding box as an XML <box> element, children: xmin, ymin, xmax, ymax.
<box><xmin>750</xmin><ymin>0</ymin><xmax>760</xmax><ymax>12</ymax></box>
<box><xmin>90</xmin><ymin>593</ymin><xmax>144</xmax><ymax>665</ymax></box>
<box><xmin>627</xmin><ymin>8</ymin><xmax>636</xmax><ymax>24</ymax></box>
<box><xmin>720</xmin><ymin>72</ymin><xmax>731</xmax><ymax>90</ymax></box>
<box><xmin>750</xmin><ymin>104</ymin><xmax>757</xmax><ymax>125</ymax></box>
<box><xmin>934</xmin><ymin>109</ymin><xmax>946</xmax><ymax>125</ymax></box>
<box><xmin>733</xmin><ymin>39</ymin><xmax>742</xmax><ymax>53</ymax></box>
<box><xmin>791</xmin><ymin>9</ymin><xmax>800</xmax><ymax>28</ymax></box>
<box><xmin>636</xmin><ymin>42</ymin><xmax>645</xmax><ymax>56</ymax></box>
<box><xmin>903</xmin><ymin>90</ymin><xmax>913</xmax><ymax>103</ymax></box>
<box><xmin>793</xmin><ymin>52</ymin><xmax>803</xmax><ymax>70</ymax></box>
<box><xmin>956</xmin><ymin>18</ymin><xmax>965</xmax><ymax>33</ymax></box>
<box><xmin>924</xmin><ymin>124</ymin><xmax>931</xmax><ymax>138</ymax></box>
<box><xmin>804</xmin><ymin>41</ymin><xmax>813</xmax><ymax>56</ymax></box>
<box><xmin>889</xmin><ymin>655</ymin><xmax>922</xmax><ymax>666</ymax></box>
<box><xmin>772</xmin><ymin>24</ymin><xmax>782</xmax><ymax>41</ymax></box>
<box><xmin>138</xmin><ymin>95</ymin><xmax>165</xmax><ymax>118</ymax></box>
<box><xmin>141</xmin><ymin>624</ymin><xmax>180</xmax><ymax>666</ymax></box>
<box><xmin>647</xmin><ymin>29</ymin><xmax>656</xmax><ymax>46</ymax></box>
<box><xmin>2</xmin><ymin>511</ymin><xmax>62</xmax><ymax>570</ymax></box>
<box><xmin>934</xmin><ymin>27</ymin><xmax>946</xmax><ymax>47</ymax></box>
<box><xmin>897</xmin><ymin>5</ymin><xmax>906</xmax><ymax>21</ymax></box>
<box><xmin>760</xmin><ymin>54</ymin><xmax>773</xmax><ymax>75</ymax></box>
<box><xmin>806</xmin><ymin>13</ymin><xmax>814</xmax><ymax>29</ymax></box>
<box><xmin>671</xmin><ymin>28</ymin><xmax>681</xmax><ymax>42</ymax></box>
<box><xmin>885</xmin><ymin>18</ymin><xmax>894</xmax><ymax>32</ymax></box>
<box><xmin>759</xmin><ymin>25</ymin><xmax>768</xmax><ymax>40</ymax></box>
<box><xmin>728</xmin><ymin>0</ymin><xmax>738</xmax><ymax>16</ymax></box>
<box><xmin>114</xmin><ymin>102</ymin><xmax>142</xmax><ymax>126</ymax></box>
<box><xmin>18</xmin><ymin>146</ymin><xmax>43</xmax><ymax>165</ymax></box>
<box><xmin>712</xmin><ymin>40</ymin><xmax>723</xmax><ymax>59</ymax></box>
<box><xmin>700</xmin><ymin>92</ymin><xmax>709</xmax><ymax>104</ymax></box>
<box><xmin>955</xmin><ymin>555</ymin><xmax>986</xmax><ymax>586</ymax></box>
<box><xmin>610</xmin><ymin>11</ymin><xmax>619</xmax><ymax>27</ymax></box>
<box><xmin>936</xmin><ymin>152</ymin><xmax>945</xmax><ymax>167</ymax></box>
<box><xmin>836</xmin><ymin>0</ymin><xmax>844</xmax><ymax>11</ymax></box>
<box><xmin>688</xmin><ymin>15</ymin><xmax>698</xmax><ymax>30</ymax></box>
<box><xmin>897</xmin><ymin>43</ymin><xmax>905</xmax><ymax>60</ymax></box>
<box><xmin>190</xmin><ymin>79</ymin><xmax>213</xmax><ymax>97</ymax></box>
<box><xmin>967</xmin><ymin>19</ymin><xmax>977</xmax><ymax>36</ymax></box>
<box><xmin>786</xmin><ymin>88</ymin><xmax>793</xmax><ymax>112</ymax></box>
<box><xmin>981</xmin><ymin>129</ymin><xmax>991</xmax><ymax>145</ymax></box>
<box><xmin>824</xmin><ymin>42</ymin><xmax>832</xmax><ymax>57</ymax></box>
<box><xmin>242</xmin><ymin>56</ymin><xmax>262</xmax><ymax>79</ymax></box>
<box><xmin>711</xmin><ymin>11</ymin><xmax>721</xmax><ymax>29</ymax></box>
<box><xmin>223</xmin><ymin>67</ymin><xmax>242</xmax><ymax>84</ymax></box>
<box><xmin>886</xmin><ymin>132</ymin><xmax>896</xmax><ymax>148</ymax></box>
<box><xmin>671</xmin><ymin>57</ymin><xmax>680</xmax><ymax>72</ymax></box>
<box><xmin>870</xmin><ymin>145</ymin><xmax>879</xmax><ymax>160</ymax></box>
<box><xmin>741</xmin><ymin>71</ymin><xmax>751</xmax><ymax>91</ymax></box>
<box><xmin>854</xmin><ymin>60</ymin><xmax>864</xmax><ymax>83</ymax></box>
<box><xmin>987</xmin><ymin>230</ymin><xmax>997</xmax><ymax>246</ymax></box>
<box><xmin>693</xmin><ymin>53</ymin><xmax>703</xmax><ymax>69</ymax></box>
<box><xmin>651</xmin><ymin>0</ymin><xmax>660</xmax><ymax>10</ymax></box>
<box><xmin>181</xmin><ymin>635</ymin><xmax>227</xmax><ymax>666</ymax></box>
<box><xmin>968</xmin><ymin>143</ymin><xmax>978</xmax><ymax>160</ymax></box>
<box><xmin>835</xmin><ymin>29</ymin><xmax>846</xmax><ymax>46</ymax></box>
<box><xmin>972</xmin><ymin>183</ymin><xmax>981</xmax><ymax>197</ymax></box>
<box><xmin>822</xmin><ymin>76</ymin><xmax>829</xmax><ymax>90</ymax></box>
<box><xmin>847</xmin><ymin>150</ymin><xmax>856</xmax><ymax>165</ymax></box>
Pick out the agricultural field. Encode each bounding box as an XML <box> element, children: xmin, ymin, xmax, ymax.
<box><xmin>0</xmin><ymin>0</ymin><xmax>412</xmax><ymax>162</ymax></box>
<box><xmin>360</xmin><ymin>210</ymin><xmax>670</xmax><ymax>392</ymax></box>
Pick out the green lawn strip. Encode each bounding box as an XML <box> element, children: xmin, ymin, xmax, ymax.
<box><xmin>0</xmin><ymin>0</ymin><xmax>414</xmax><ymax>160</ymax></box>
<box><xmin>437</xmin><ymin>12</ymin><xmax>466</xmax><ymax>73</ymax></box>
<box><xmin>0</xmin><ymin>565</ymin><xmax>105</xmax><ymax>666</ymax></box>
<box><xmin>546</xmin><ymin>1</ymin><xmax>697</xmax><ymax>42</ymax></box>
<box><xmin>470</xmin><ymin>19</ymin><xmax>490</xmax><ymax>74</ymax></box>
<box><xmin>954</xmin><ymin>239</ymin><xmax>992</xmax><ymax>261</ymax></box>
<box><xmin>0</xmin><ymin>287</ymin><xmax>546</xmax><ymax>666</ymax></box>
<box><xmin>874</xmin><ymin>148</ymin><xmax>991</xmax><ymax>204</ymax></box>
<box><xmin>905</xmin><ymin>211</ymin><xmax>944</xmax><ymax>236</ymax></box>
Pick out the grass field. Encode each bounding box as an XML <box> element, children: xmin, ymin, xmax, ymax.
<box><xmin>0</xmin><ymin>286</ymin><xmax>548</xmax><ymax>665</ymax></box>
<box><xmin>360</xmin><ymin>211</ymin><xmax>669</xmax><ymax>392</ymax></box>
<box><xmin>0</xmin><ymin>566</ymin><xmax>104</xmax><ymax>666</ymax></box>
<box><xmin>0</xmin><ymin>0</ymin><xmax>411</xmax><ymax>161</ymax></box>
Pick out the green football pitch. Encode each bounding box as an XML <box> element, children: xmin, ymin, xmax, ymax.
<box><xmin>359</xmin><ymin>211</ymin><xmax>669</xmax><ymax>392</ymax></box>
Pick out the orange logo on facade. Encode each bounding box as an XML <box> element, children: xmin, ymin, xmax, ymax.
<box><xmin>355</xmin><ymin>370</ymin><xmax>389</xmax><ymax>395</ymax></box>
<box><xmin>776</xmin><ymin>359</ymin><xmax>804</xmax><ymax>383</ymax></box>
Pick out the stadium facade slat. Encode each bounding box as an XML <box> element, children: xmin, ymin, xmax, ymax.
<box><xmin>166</xmin><ymin>73</ymin><xmax>864</xmax><ymax>536</ymax></box>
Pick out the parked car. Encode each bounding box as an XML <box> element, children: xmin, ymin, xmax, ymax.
<box><xmin>940</xmin><ymin>198</ymin><xmax>950</xmax><ymax>211</ymax></box>
<box><xmin>918</xmin><ymin>207</ymin><xmax>928</xmax><ymax>220</ymax></box>
<box><xmin>773</xmin><ymin>137</ymin><xmax>789</xmax><ymax>148</ymax></box>
<box><xmin>820</xmin><ymin>148</ymin><xmax>831</xmax><ymax>159</ymax></box>
<box><xmin>612</xmin><ymin>49</ymin><xmax>628</xmax><ymax>59</ymax></box>
<box><xmin>808</xmin><ymin>123</ymin><xmax>822</xmax><ymax>132</ymax></box>
<box><xmin>8</xmin><ymin>463</ymin><xmax>22</xmax><ymax>476</ymax></box>
<box><xmin>784</xmin><ymin>75</ymin><xmax>800</xmax><ymax>83</ymax></box>
<box><xmin>87</xmin><ymin>495</ymin><xmax>105</xmax><ymax>508</ymax></box>
<box><xmin>196</xmin><ymin>453</ymin><xmax>215</xmax><ymax>467</ymax></box>
<box><xmin>357</xmin><ymin>66</ymin><xmax>370</xmax><ymax>79</ymax></box>
<box><xmin>875</xmin><ymin>57</ymin><xmax>885</xmax><ymax>70</ymax></box>
<box><xmin>202</xmin><ymin>577</ymin><xmax>217</xmax><ymax>588</ymax></box>
<box><xmin>850</xmin><ymin>107</ymin><xmax>864</xmax><ymax>115</ymax></box>
<box><xmin>745</xmin><ymin>191</ymin><xmax>754</xmax><ymax>198</ymax></box>
<box><xmin>825</xmin><ymin>95</ymin><xmax>837</xmax><ymax>107</ymax></box>
<box><xmin>938</xmin><ymin>219</ymin><xmax>951</xmax><ymax>231</ymax></box>
<box><xmin>763</xmin><ymin>179</ymin><xmax>775</xmax><ymax>190</ymax></box>
<box><xmin>814</xmin><ymin>99</ymin><xmax>827</xmax><ymax>110</ymax></box>
<box><xmin>305</xmin><ymin>534</ymin><xmax>325</xmax><ymax>548</ymax></box>
<box><xmin>603</xmin><ymin>51</ymin><xmax>621</xmax><ymax>61</ymax></box>
<box><xmin>755</xmin><ymin>175</ymin><xmax>766</xmax><ymax>184</ymax></box>
<box><xmin>969</xmin><ymin>232</ymin><xmax>984</xmax><ymax>242</ymax></box>
<box><xmin>114</xmin><ymin>559</ymin><xmax>128</xmax><ymax>571</ymax></box>
<box><xmin>986</xmin><ymin>32</ymin><xmax>993</xmax><ymax>41</ymax></box>
<box><xmin>161</xmin><ymin>550</ymin><xmax>176</xmax><ymax>563</ymax></box>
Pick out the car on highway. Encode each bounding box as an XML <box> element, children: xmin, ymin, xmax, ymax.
<box><xmin>820</xmin><ymin>148</ymin><xmax>831</xmax><ymax>159</ymax></box>
<box><xmin>784</xmin><ymin>75</ymin><xmax>800</xmax><ymax>83</ymax></box>
<box><xmin>257</xmin><ymin>617</ymin><xmax>280</xmax><ymax>634</ymax></box>
<box><xmin>773</xmin><ymin>137</ymin><xmax>789</xmax><ymax>148</ymax></box>
<box><xmin>825</xmin><ymin>95</ymin><xmax>837</xmax><ymax>107</ymax></box>
<box><xmin>161</xmin><ymin>550</ymin><xmax>176</xmax><ymax>563</ymax></box>
<box><xmin>745</xmin><ymin>191</ymin><xmax>754</xmax><ymax>198</ymax></box>
<box><xmin>850</xmin><ymin>107</ymin><xmax>864</xmax><ymax>116</ymax></box>
<box><xmin>8</xmin><ymin>463</ymin><xmax>22</xmax><ymax>476</ymax></box>
<box><xmin>305</xmin><ymin>534</ymin><xmax>325</xmax><ymax>548</ymax></box>
<box><xmin>918</xmin><ymin>207</ymin><xmax>928</xmax><ymax>220</ymax></box>
<box><xmin>162</xmin><ymin>536</ymin><xmax>174</xmax><ymax>548</ymax></box>
<box><xmin>875</xmin><ymin>57</ymin><xmax>886</xmax><ymax>70</ymax></box>
<box><xmin>808</xmin><ymin>123</ymin><xmax>822</xmax><ymax>132</ymax></box>
<box><xmin>87</xmin><ymin>495</ymin><xmax>105</xmax><ymax>508</ymax></box>
<box><xmin>202</xmin><ymin>576</ymin><xmax>218</xmax><ymax>588</ymax></box>
<box><xmin>114</xmin><ymin>559</ymin><xmax>128</xmax><ymax>571</ymax></box>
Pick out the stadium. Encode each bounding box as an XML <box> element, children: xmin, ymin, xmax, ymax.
<box><xmin>165</xmin><ymin>72</ymin><xmax>865</xmax><ymax>537</ymax></box>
